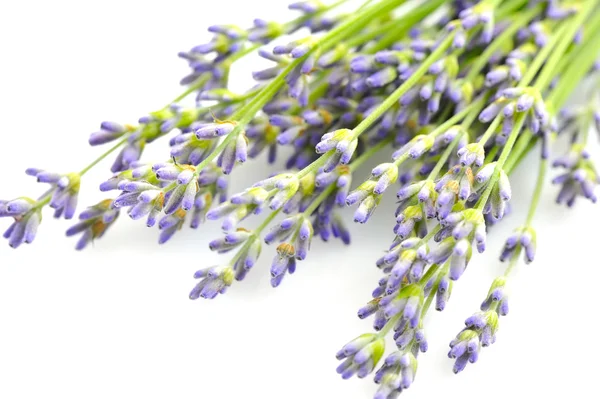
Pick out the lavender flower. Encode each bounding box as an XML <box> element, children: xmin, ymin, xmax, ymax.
<box><xmin>66</xmin><ymin>199</ymin><xmax>119</xmax><ymax>250</ymax></box>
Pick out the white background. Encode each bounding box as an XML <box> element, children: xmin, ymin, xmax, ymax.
<box><xmin>1</xmin><ymin>1</ymin><xmax>599</xmax><ymax>398</ymax></box>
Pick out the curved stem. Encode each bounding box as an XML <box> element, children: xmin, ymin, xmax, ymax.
<box><xmin>525</xmin><ymin>158</ymin><xmax>547</xmax><ymax>226</ymax></box>
<box><xmin>79</xmin><ymin>136</ymin><xmax>130</xmax><ymax>176</ymax></box>
<box><xmin>476</xmin><ymin>113</ymin><xmax>526</xmax><ymax>210</ymax></box>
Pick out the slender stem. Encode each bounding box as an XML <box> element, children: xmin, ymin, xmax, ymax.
<box><xmin>194</xmin><ymin>58</ymin><xmax>305</xmax><ymax>174</ymax></box>
<box><xmin>477</xmin><ymin>115</ymin><xmax>502</xmax><ymax>145</ymax></box>
<box><xmin>495</xmin><ymin>0</ymin><xmax>529</xmax><ymax>18</ymax></box>
<box><xmin>350</xmin><ymin>32</ymin><xmax>456</xmax><ymax>139</ymax></box>
<box><xmin>503</xmin><ymin>247</ymin><xmax>521</xmax><ymax>277</ymax></box>
<box><xmin>419</xmin><ymin>263</ymin><xmax>441</xmax><ymax>287</ymax></box>
<box><xmin>349</xmin><ymin>138</ymin><xmax>392</xmax><ymax>173</ymax></box>
<box><xmin>525</xmin><ymin>158</ymin><xmax>547</xmax><ymax>226</ymax></box>
<box><xmin>365</xmin><ymin>0</ymin><xmax>446</xmax><ymax>54</ymax></box>
<box><xmin>505</xmin><ymin>135</ymin><xmax>536</xmax><ymax>174</ymax></box>
<box><xmin>533</xmin><ymin>2</ymin><xmax>597</xmax><ymax>92</ymax></box>
<box><xmin>166</xmin><ymin>75</ymin><xmax>211</xmax><ymax>107</ymax></box>
<box><xmin>229</xmin><ymin>208</ymin><xmax>282</xmax><ymax>266</ymax></box>
<box><xmin>547</xmin><ymin>13</ymin><xmax>600</xmax><ymax>108</ymax></box>
<box><xmin>79</xmin><ymin>136</ymin><xmax>130</xmax><ymax>176</ymax></box>
<box><xmin>378</xmin><ymin>313</ymin><xmax>400</xmax><ymax>337</ymax></box>
<box><xmin>476</xmin><ymin>114</ymin><xmax>526</xmax><ymax>210</ymax></box>
<box><xmin>421</xmin><ymin>262</ymin><xmax>449</xmax><ymax>318</ymax></box>
<box><xmin>518</xmin><ymin>24</ymin><xmax>569</xmax><ymax>88</ymax></box>
<box><xmin>484</xmin><ymin>145</ymin><xmax>499</xmax><ymax>164</ymax></box>
<box><xmin>303</xmin><ymin>186</ymin><xmax>336</xmax><ymax>216</ymax></box>
<box><xmin>32</xmin><ymin>193</ymin><xmax>53</xmax><ymax>210</ymax></box>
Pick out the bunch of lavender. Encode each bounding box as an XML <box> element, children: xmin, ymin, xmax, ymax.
<box><xmin>2</xmin><ymin>0</ymin><xmax>600</xmax><ymax>397</ymax></box>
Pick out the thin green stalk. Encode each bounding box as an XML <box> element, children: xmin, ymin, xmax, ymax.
<box><xmin>503</xmin><ymin>247</ymin><xmax>521</xmax><ymax>277</ymax></box>
<box><xmin>303</xmin><ymin>186</ymin><xmax>336</xmax><ymax>216</ymax></box>
<box><xmin>366</xmin><ymin>0</ymin><xmax>446</xmax><ymax>54</ymax></box>
<box><xmin>229</xmin><ymin>208</ymin><xmax>282</xmax><ymax>267</ymax></box>
<box><xmin>419</xmin><ymin>263</ymin><xmax>441</xmax><ymax>288</ymax></box>
<box><xmin>477</xmin><ymin>115</ymin><xmax>502</xmax><ymax>145</ymax></box>
<box><xmin>518</xmin><ymin>24</ymin><xmax>570</xmax><ymax>88</ymax></box>
<box><xmin>495</xmin><ymin>0</ymin><xmax>529</xmax><ymax>18</ymax></box>
<box><xmin>476</xmin><ymin>114</ymin><xmax>526</xmax><ymax>210</ymax></box>
<box><xmin>79</xmin><ymin>136</ymin><xmax>130</xmax><ymax>176</ymax></box>
<box><xmin>548</xmin><ymin>15</ymin><xmax>600</xmax><ymax>108</ymax></box>
<box><xmin>350</xmin><ymin>137</ymin><xmax>393</xmax><ymax>173</ymax></box>
<box><xmin>533</xmin><ymin>1</ymin><xmax>598</xmax><ymax>91</ymax></box>
<box><xmin>194</xmin><ymin>58</ymin><xmax>305</xmax><ymax>174</ymax></box>
<box><xmin>525</xmin><ymin>159</ymin><xmax>547</xmax><ymax>225</ymax></box>
<box><xmin>421</xmin><ymin>262</ymin><xmax>449</xmax><ymax>318</ymax></box>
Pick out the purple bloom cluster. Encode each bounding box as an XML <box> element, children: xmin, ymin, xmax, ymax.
<box><xmin>3</xmin><ymin>0</ymin><xmax>600</xmax><ymax>397</ymax></box>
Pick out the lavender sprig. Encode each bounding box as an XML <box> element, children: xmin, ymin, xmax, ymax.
<box><xmin>3</xmin><ymin>0</ymin><xmax>600</xmax><ymax>398</ymax></box>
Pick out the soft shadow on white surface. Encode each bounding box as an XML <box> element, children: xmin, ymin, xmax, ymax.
<box><xmin>1</xmin><ymin>1</ymin><xmax>599</xmax><ymax>398</ymax></box>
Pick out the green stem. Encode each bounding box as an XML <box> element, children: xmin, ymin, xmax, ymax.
<box><xmin>476</xmin><ymin>114</ymin><xmax>527</xmax><ymax>210</ymax></box>
<box><xmin>79</xmin><ymin>136</ymin><xmax>130</xmax><ymax>176</ymax></box>
<box><xmin>421</xmin><ymin>262</ymin><xmax>448</xmax><ymax>318</ymax></box>
<box><xmin>194</xmin><ymin>58</ymin><xmax>305</xmax><ymax>174</ymax></box>
<box><xmin>167</xmin><ymin>75</ymin><xmax>211</xmax><ymax>107</ymax></box>
<box><xmin>533</xmin><ymin>2</ymin><xmax>598</xmax><ymax>91</ymax></box>
<box><xmin>503</xmin><ymin>247</ymin><xmax>521</xmax><ymax>277</ymax></box>
<box><xmin>33</xmin><ymin>194</ymin><xmax>52</xmax><ymax>210</ymax></box>
<box><xmin>303</xmin><ymin>186</ymin><xmax>336</xmax><ymax>216</ymax></box>
<box><xmin>495</xmin><ymin>0</ymin><xmax>529</xmax><ymax>18</ymax></box>
<box><xmin>504</xmin><ymin>133</ymin><xmax>535</xmax><ymax>174</ymax></box>
<box><xmin>349</xmin><ymin>138</ymin><xmax>392</xmax><ymax>173</ymax></box>
<box><xmin>419</xmin><ymin>263</ymin><xmax>441</xmax><ymax>288</ymax></box>
<box><xmin>366</xmin><ymin>0</ymin><xmax>446</xmax><ymax>54</ymax></box>
<box><xmin>350</xmin><ymin>32</ymin><xmax>456</xmax><ymax>140</ymax></box>
<box><xmin>477</xmin><ymin>115</ymin><xmax>502</xmax><ymax>145</ymax></box>
<box><xmin>484</xmin><ymin>145</ymin><xmax>499</xmax><ymax>164</ymax></box>
<box><xmin>525</xmin><ymin>158</ymin><xmax>548</xmax><ymax>226</ymax></box>
<box><xmin>518</xmin><ymin>23</ymin><xmax>570</xmax><ymax>88</ymax></box>
<box><xmin>548</xmin><ymin>13</ymin><xmax>600</xmax><ymax>108</ymax></box>
<box><xmin>229</xmin><ymin>208</ymin><xmax>282</xmax><ymax>267</ymax></box>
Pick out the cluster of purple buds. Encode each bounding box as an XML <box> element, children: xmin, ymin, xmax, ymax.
<box><xmin>476</xmin><ymin>163</ymin><xmax>512</xmax><ymax>219</ymax></box>
<box><xmin>374</xmin><ymin>238</ymin><xmax>429</xmax><ymax>292</ymax></box>
<box><xmin>449</xmin><ymin>276</ymin><xmax>508</xmax><ymax>373</ymax></box>
<box><xmin>373</xmin><ymin>351</ymin><xmax>419</xmax><ymax>398</ymax></box>
<box><xmin>500</xmin><ymin>225</ymin><xmax>536</xmax><ymax>263</ymax></box>
<box><xmin>480</xmin><ymin>87</ymin><xmax>551</xmax><ymax>146</ymax></box>
<box><xmin>335</xmin><ymin>333</ymin><xmax>386</xmax><ymax>380</ymax></box>
<box><xmin>264</xmin><ymin>215</ymin><xmax>313</xmax><ymax>286</ymax></box>
<box><xmin>479</xmin><ymin>277</ymin><xmax>509</xmax><ymax>315</ymax></box>
<box><xmin>66</xmin><ymin>199</ymin><xmax>119</xmax><ymax>250</ymax></box>
<box><xmin>552</xmin><ymin>143</ymin><xmax>599</xmax><ymax>206</ymax></box>
<box><xmin>316</xmin><ymin>128</ymin><xmax>359</xmax><ymax>171</ymax></box>
<box><xmin>25</xmin><ymin>168</ymin><xmax>81</xmax><ymax>220</ymax></box>
<box><xmin>0</xmin><ymin>198</ymin><xmax>41</xmax><ymax>248</ymax></box>
<box><xmin>207</xmin><ymin>170</ymin><xmax>310</xmax><ymax>231</ymax></box>
<box><xmin>448</xmin><ymin>309</ymin><xmax>499</xmax><ymax>374</ymax></box>
<box><xmin>346</xmin><ymin>162</ymin><xmax>398</xmax><ymax>223</ymax></box>
<box><xmin>457</xmin><ymin>3</ymin><xmax>495</xmax><ymax>44</ymax></box>
<box><xmin>189</xmin><ymin>265</ymin><xmax>236</xmax><ymax>300</ymax></box>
